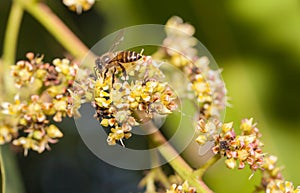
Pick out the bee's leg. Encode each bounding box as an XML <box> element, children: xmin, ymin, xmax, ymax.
<box><xmin>93</xmin><ymin>66</ymin><xmax>97</xmax><ymax>77</ymax></box>
<box><xmin>103</xmin><ymin>68</ymin><xmax>109</xmax><ymax>81</ymax></box>
<box><xmin>95</xmin><ymin>58</ymin><xmax>102</xmax><ymax>77</ymax></box>
<box><xmin>112</xmin><ymin>67</ymin><xmax>117</xmax><ymax>86</ymax></box>
<box><xmin>118</xmin><ymin>62</ymin><xmax>127</xmax><ymax>80</ymax></box>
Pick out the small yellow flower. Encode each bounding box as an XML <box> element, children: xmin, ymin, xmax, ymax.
<box><xmin>13</xmin><ymin>137</ymin><xmax>35</xmax><ymax>156</ymax></box>
<box><xmin>237</xmin><ymin>149</ymin><xmax>249</xmax><ymax>161</ymax></box>
<box><xmin>240</xmin><ymin>118</ymin><xmax>255</xmax><ymax>134</ymax></box>
<box><xmin>262</xmin><ymin>155</ymin><xmax>278</xmax><ymax>171</ymax></box>
<box><xmin>53</xmin><ymin>98</ymin><xmax>67</xmax><ymax>112</ymax></box>
<box><xmin>11</xmin><ymin>61</ymin><xmax>35</xmax><ymax>88</ymax></box>
<box><xmin>46</xmin><ymin>124</ymin><xmax>63</xmax><ymax>138</ymax></box>
<box><xmin>225</xmin><ymin>158</ymin><xmax>236</xmax><ymax>169</ymax></box>
<box><xmin>32</xmin><ymin>130</ymin><xmax>43</xmax><ymax>140</ymax></box>
<box><xmin>166</xmin><ymin>181</ymin><xmax>196</xmax><ymax>193</ymax></box>
<box><xmin>195</xmin><ymin>135</ymin><xmax>207</xmax><ymax>145</ymax></box>
<box><xmin>100</xmin><ymin>119</ymin><xmax>109</xmax><ymax>127</ymax></box>
<box><xmin>266</xmin><ymin>180</ymin><xmax>300</xmax><ymax>193</ymax></box>
<box><xmin>222</xmin><ymin>122</ymin><xmax>233</xmax><ymax>133</ymax></box>
<box><xmin>130</xmin><ymin>101</ymin><xmax>139</xmax><ymax>109</ymax></box>
<box><xmin>141</xmin><ymin>92</ymin><xmax>151</xmax><ymax>102</ymax></box>
<box><xmin>106</xmin><ymin>126</ymin><xmax>132</xmax><ymax>146</ymax></box>
<box><xmin>115</xmin><ymin>110</ymin><xmax>130</xmax><ymax>123</ymax></box>
<box><xmin>53</xmin><ymin>58</ymin><xmax>71</xmax><ymax>75</ymax></box>
<box><xmin>0</xmin><ymin>125</ymin><xmax>15</xmax><ymax>144</ymax></box>
<box><xmin>95</xmin><ymin>97</ymin><xmax>112</xmax><ymax>108</ymax></box>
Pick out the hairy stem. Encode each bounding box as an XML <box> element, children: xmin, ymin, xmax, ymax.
<box><xmin>1</xmin><ymin>1</ymin><xmax>24</xmax><ymax>95</ymax></box>
<box><xmin>144</xmin><ymin>121</ymin><xmax>214</xmax><ymax>193</ymax></box>
<box><xmin>14</xmin><ymin>0</ymin><xmax>90</xmax><ymax>61</ymax></box>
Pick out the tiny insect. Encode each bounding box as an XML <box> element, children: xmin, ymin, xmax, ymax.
<box><xmin>95</xmin><ymin>30</ymin><xmax>144</xmax><ymax>85</ymax></box>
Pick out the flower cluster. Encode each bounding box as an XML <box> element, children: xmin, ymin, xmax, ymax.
<box><xmin>62</xmin><ymin>0</ymin><xmax>95</xmax><ymax>14</ymax></box>
<box><xmin>256</xmin><ymin>155</ymin><xmax>300</xmax><ymax>193</ymax></box>
<box><xmin>166</xmin><ymin>181</ymin><xmax>196</xmax><ymax>193</ymax></box>
<box><xmin>163</xmin><ymin>16</ymin><xmax>198</xmax><ymax>63</ymax></box>
<box><xmin>0</xmin><ymin>53</ymin><xmax>78</xmax><ymax>155</ymax></box>
<box><xmin>68</xmin><ymin>67</ymin><xmax>95</xmax><ymax>117</ymax></box>
<box><xmin>261</xmin><ymin>155</ymin><xmax>283</xmax><ymax>184</ymax></box>
<box><xmin>266</xmin><ymin>180</ymin><xmax>300</xmax><ymax>193</ymax></box>
<box><xmin>195</xmin><ymin>118</ymin><xmax>220</xmax><ymax>145</ymax></box>
<box><xmin>196</xmin><ymin>118</ymin><xmax>300</xmax><ymax>192</ymax></box>
<box><xmin>190</xmin><ymin>57</ymin><xmax>227</xmax><ymax>120</ymax></box>
<box><xmin>197</xmin><ymin>118</ymin><xmax>264</xmax><ymax>172</ymax></box>
<box><xmin>93</xmin><ymin>57</ymin><xmax>178</xmax><ymax>146</ymax></box>
<box><xmin>154</xmin><ymin>16</ymin><xmax>227</xmax><ymax>120</ymax></box>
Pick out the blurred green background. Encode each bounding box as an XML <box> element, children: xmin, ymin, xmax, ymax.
<box><xmin>1</xmin><ymin>0</ymin><xmax>300</xmax><ymax>192</ymax></box>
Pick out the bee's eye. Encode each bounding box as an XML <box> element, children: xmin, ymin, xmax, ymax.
<box><xmin>95</xmin><ymin>58</ymin><xmax>102</xmax><ymax>69</ymax></box>
<box><xmin>103</xmin><ymin>55</ymin><xmax>110</xmax><ymax>63</ymax></box>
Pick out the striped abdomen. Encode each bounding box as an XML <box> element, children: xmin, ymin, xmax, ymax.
<box><xmin>109</xmin><ymin>51</ymin><xmax>142</xmax><ymax>64</ymax></box>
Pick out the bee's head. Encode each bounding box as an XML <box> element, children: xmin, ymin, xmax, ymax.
<box><xmin>95</xmin><ymin>53</ymin><xmax>111</xmax><ymax>72</ymax></box>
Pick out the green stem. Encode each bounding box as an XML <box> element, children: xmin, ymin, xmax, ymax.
<box><xmin>0</xmin><ymin>147</ymin><xmax>5</xmax><ymax>193</ymax></box>
<box><xmin>1</xmin><ymin>1</ymin><xmax>24</xmax><ymax>95</ymax></box>
<box><xmin>1</xmin><ymin>2</ymin><xmax>25</xmax><ymax>192</ymax></box>
<box><xmin>150</xmin><ymin>150</ymin><xmax>171</xmax><ymax>188</ymax></box>
<box><xmin>0</xmin><ymin>145</ymin><xmax>25</xmax><ymax>193</ymax></box>
<box><xmin>14</xmin><ymin>0</ymin><xmax>90</xmax><ymax>61</ymax></box>
<box><xmin>144</xmin><ymin>121</ymin><xmax>214</xmax><ymax>193</ymax></box>
<box><xmin>193</xmin><ymin>154</ymin><xmax>221</xmax><ymax>178</ymax></box>
<box><xmin>0</xmin><ymin>1</ymin><xmax>24</xmax><ymax>193</ymax></box>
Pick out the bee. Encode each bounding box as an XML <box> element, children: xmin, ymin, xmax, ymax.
<box><xmin>95</xmin><ymin>30</ymin><xmax>144</xmax><ymax>84</ymax></box>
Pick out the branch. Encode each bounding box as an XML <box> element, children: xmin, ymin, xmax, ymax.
<box><xmin>1</xmin><ymin>1</ymin><xmax>24</xmax><ymax>95</ymax></box>
<box><xmin>144</xmin><ymin>121</ymin><xmax>214</xmax><ymax>193</ymax></box>
<box><xmin>14</xmin><ymin>0</ymin><xmax>90</xmax><ymax>61</ymax></box>
<box><xmin>193</xmin><ymin>154</ymin><xmax>221</xmax><ymax>178</ymax></box>
<box><xmin>0</xmin><ymin>145</ymin><xmax>25</xmax><ymax>193</ymax></box>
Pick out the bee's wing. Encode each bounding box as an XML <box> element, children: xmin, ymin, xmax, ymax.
<box><xmin>108</xmin><ymin>29</ymin><xmax>125</xmax><ymax>53</ymax></box>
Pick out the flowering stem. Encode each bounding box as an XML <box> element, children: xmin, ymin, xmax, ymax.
<box><xmin>1</xmin><ymin>1</ymin><xmax>24</xmax><ymax>95</ymax></box>
<box><xmin>145</xmin><ymin>121</ymin><xmax>214</xmax><ymax>193</ymax></box>
<box><xmin>193</xmin><ymin>154</ymin><xmax>221</xmax><ymax>178</ymax></box>
<box><xmin>14</xmin><ymin>0</ymin><xmax>89</xmax><ymax>61</ymax></box>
